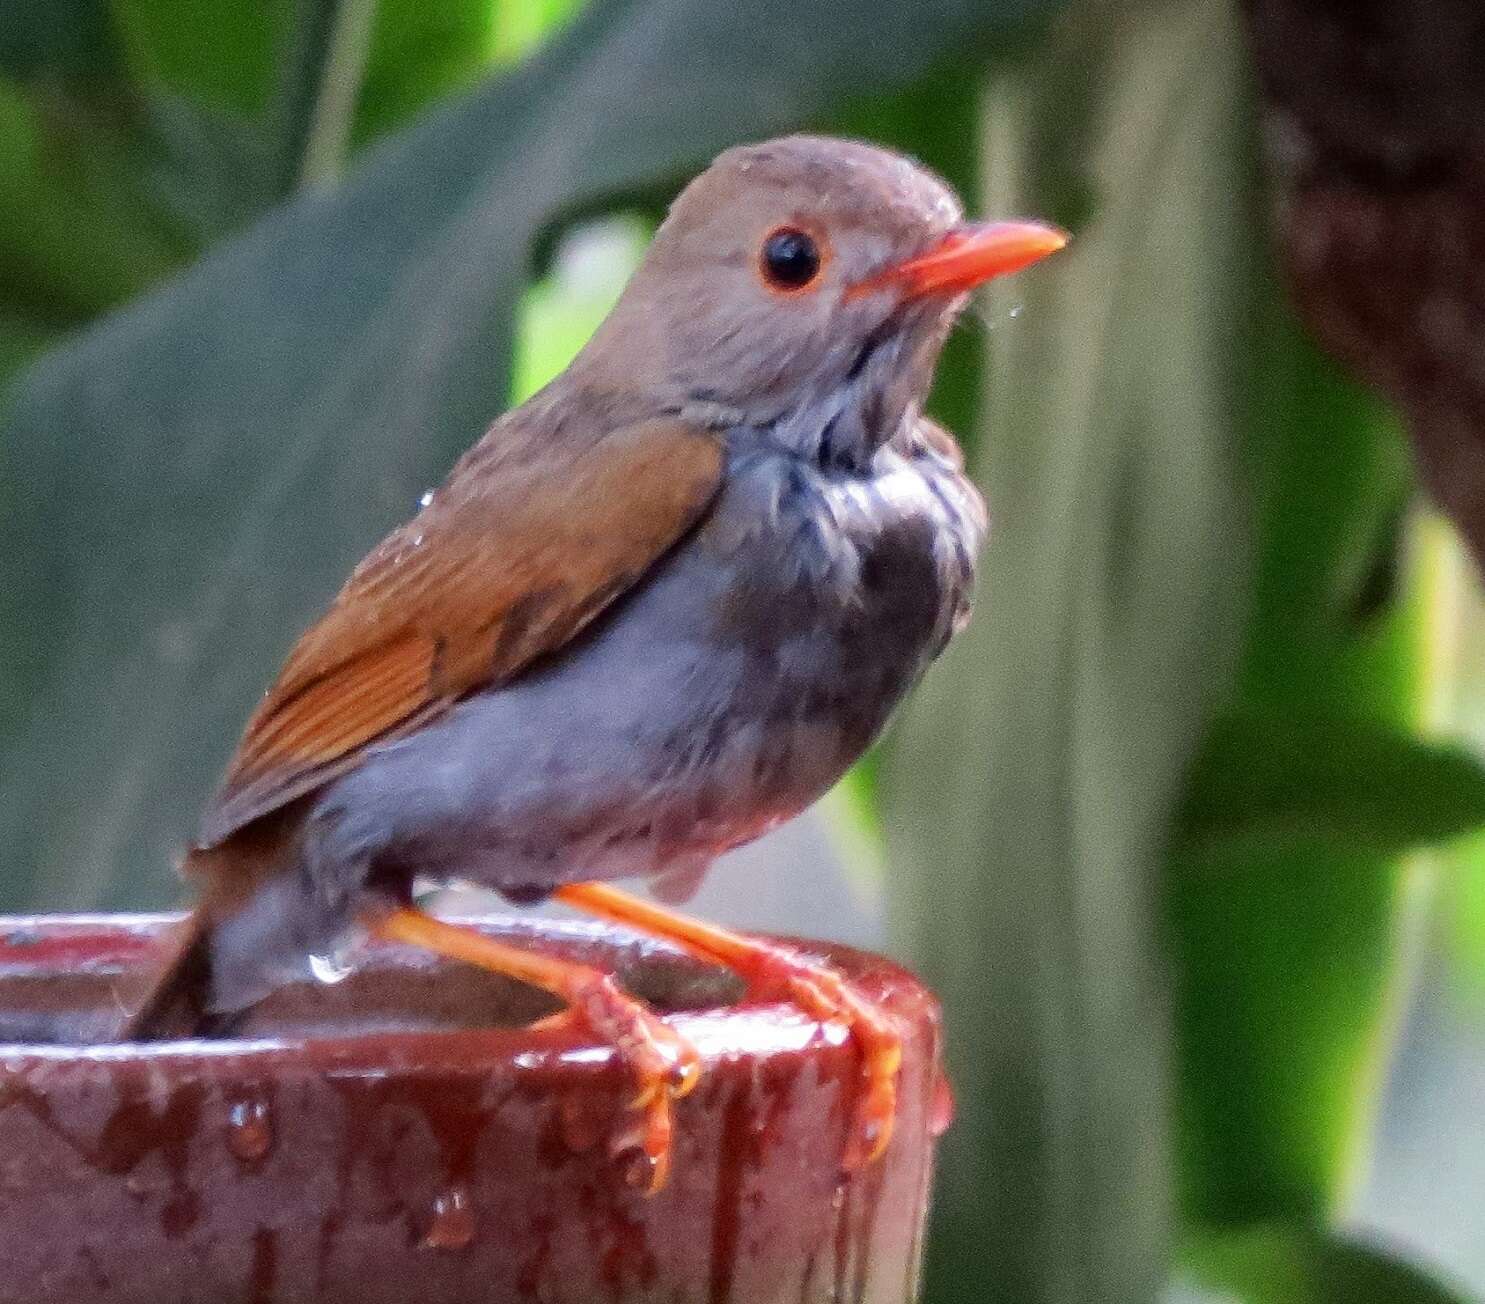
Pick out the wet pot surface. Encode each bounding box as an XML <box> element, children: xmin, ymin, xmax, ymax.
<box><xmin>0</xmin><ymin>914</ymin><xmax>944</xmax><ymax>1304</ymax></box>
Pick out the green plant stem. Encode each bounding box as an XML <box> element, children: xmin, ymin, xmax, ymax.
<box><xmin>299</xmin><ymin>0</ymin><xmax>378</xmax><ymax>187</ymax></box>
<box><xmin>272</xmin><ymin>0</ymin><xmax>379</xmax><ymax>194</ymax></box>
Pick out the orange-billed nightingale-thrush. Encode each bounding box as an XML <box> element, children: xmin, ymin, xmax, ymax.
<box><xmin>115</xmin><ymin>134</ymin><xmax>1067</xmax><ymax>1192</ymax></box>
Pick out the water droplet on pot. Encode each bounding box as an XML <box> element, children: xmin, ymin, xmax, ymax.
<box><xmin>226</xmin><ymin>1098</ymin><xmax>273</xmax><ymax>1164</ymax></box>
<box><xmin>422</xmin><ymin>1187</ymin><xmax>474</xmax><ymax>1251</ymax></box>
<box><xmin>556</xmin><ymin>1092</ymin><xmax>603</xmax><ymax>1154</ymax></box>
<box><xmin>929</xmin><ymin>1070</ymin><xmax>955</xmax><ymax>1137</ymax></box>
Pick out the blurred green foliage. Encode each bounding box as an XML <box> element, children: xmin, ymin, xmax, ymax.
<box><xmin>1177</xmin><ymin>1224</ymin><xmax>1473</xmax><ymax>1304</ymax></box>
<box><xmin>1</xmin><ymin>1</ymin><xmax>1483</xmax><ymax>1302</ymax></box>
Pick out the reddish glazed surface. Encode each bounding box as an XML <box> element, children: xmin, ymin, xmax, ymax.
<box><xmin>0</xmin><ymin>914</ymin><xmax>944</xmax><ymax>1304</ymax></box>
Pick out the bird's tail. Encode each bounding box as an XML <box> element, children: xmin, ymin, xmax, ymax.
<box><xmin>110</xmin><ymin>836</ymin><xmax>265</xmax><ymax>1041</ymax></box>
<box><xmin>110</xmin><ymin>903</ymin><xmax>216</xmax><ymax>1041</ymax></box>
<box><xmin>109</xmin><ymin>816</ymin><xmax>306</xmax><ymax>1041</ymax></box>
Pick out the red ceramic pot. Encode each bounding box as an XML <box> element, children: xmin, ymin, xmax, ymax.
<box><xmin>0</xmin><ymin>914</ymin><xmax>945</xmax><ymax>1303</ymax></box>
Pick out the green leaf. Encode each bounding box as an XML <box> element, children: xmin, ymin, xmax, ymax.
<box><xmin>1176</xmin><ymin>1224</ymin><xmax>1470</xmax><ymax>1304</ymax></box>
<box><xmin>1444</xmin><ymin>830</ymin><xmax>1485</xmax><ymax>1007</ymax></box>
<box><xmin>1176</xmin><ymin>709</ymin><xmax>1485</xmax><ymax>863</ymax></box>
<box><xmin>0</xmin><ymin>0</ymin><xmax>1066</xmax><ymax>915</ymax></box>
<box><xmin>1234</xmin><ymin>301</ymin><xmax>1419</xmax><ymax>725</ymax></box>
<box><xmin>356</xmin><ymin>0</ymin><xmax>505</xmax><ymax>141</ymax></box>
<box><xmin>107</xmin><ymin>0</ymin><xmax>281</xmax><ymax>118</ymax></box>
<box><xmin>1166</xmin><ymin>251</ymin><xmax>1430</xmax><ymax>1229</ymax></box>
<box><xmin>0</xmin><ymin>0</ymin><xmax>504</xmax><ymax>401</ymax></box>
<box><xmin>1168</xmin><ymin>842</ymin><xmax>1410</xmax><ymax>1224</ymax></box>
<box><xmin>0</xmin><ymin>0</ymin><xmax>113</xmax><ymax>78</ymax></box>
<box><xmin>0</xmin><ymin>79</ymin><xmax>189</xmax><ymax>350</ymax></box>
<box><xmin>491</xmin><ymin>0</ymin><xmax>588</xmax><ymax>65</ymax></box>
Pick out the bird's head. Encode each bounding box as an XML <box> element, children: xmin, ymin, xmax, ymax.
<box><xmin>575</xmin><ymin>134</ymin><xmax>1066</xmax><ymax>464</ymax></box>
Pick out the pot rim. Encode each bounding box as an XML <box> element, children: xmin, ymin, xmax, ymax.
<box><xmin>0</xmin><ymin>911</ymin><xmax>938</xmax><ymax>1075</ymax></box>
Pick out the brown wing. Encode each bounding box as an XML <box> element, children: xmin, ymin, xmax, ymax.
<box><xmin>199</xmin><ymin>417</ymin><xmax>725</xmax><ymax>847</ymax></box>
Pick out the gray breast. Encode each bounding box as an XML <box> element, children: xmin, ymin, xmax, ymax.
<box><xmin>303</xmin><ymin>433</ymin><xmax>984</xmax><ymax>906</ymax></box>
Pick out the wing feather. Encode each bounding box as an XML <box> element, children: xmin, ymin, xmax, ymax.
<box><xmin>199</xmin><ymin>416</ymin><xmax>724</xmax><ymax>847</ymax></box>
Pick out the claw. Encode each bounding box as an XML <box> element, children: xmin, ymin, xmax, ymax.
<box><xmin>560</xmin><ymin>970</ymin><xmax>700</xmax><ymax>1194</ymax></box>
<box><xmin>668</xmin><ymin>1039</ymin><xmax>703</xmax><ymax>1098</ymax></box>
<box><xmin>612</xmin><ymin>1081</ymin><xmax>675</xmax><ymax>1194</ymax></box>
<box><xmin>841</xmin><ymin>1046</ymin><xmax>898</xmax><ymax>1169</ymax></box>
<box><xmin>548</xmin><ymin>884</ymin><xmax>906</xmax><ymax>1178</ymax></box>
<box><xmin>750</xmin><ymin>947</ymin><xmax>903</xmax><ymax>1172</ymax></box>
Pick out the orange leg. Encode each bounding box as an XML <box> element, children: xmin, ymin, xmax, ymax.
<box><xmin>369</xmin><ymin>907</ymin><xmax>700</xmax><ymax>1193</ymax></box>
<box><xmin>553</xmin><ymin>882</ymin><xmax>902</xmax><ymax>1170</ymax></box>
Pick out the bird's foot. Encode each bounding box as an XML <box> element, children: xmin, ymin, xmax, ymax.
<box><xmin>368</xmin><ymin>907</ymin><xmax>698</xmax><ymax>1193</ymax></box>
<box><xmin>740</xmin><ymin>945</ymin><xmax>901</xmax><ymax>1169</ymax></box>
<box><xmin>552</xmin><ymin>883</ymin><xmax>903</xmax><ymax>1173</ymax></box>
<box><xmin>530</xmin><ymin>975</ymin><xmax>700</xmax><ymax>1193</ymax></box>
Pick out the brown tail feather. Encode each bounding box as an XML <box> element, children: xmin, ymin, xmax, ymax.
<box><xmin>110</xmin><ymin>817</ymin><xmax>302</xmax><ymax>1041</ymax></box>
<box><xmin>111</xmin><ymin>906</ymin><xmax>215</xmax><ymax>1041</ymax></box>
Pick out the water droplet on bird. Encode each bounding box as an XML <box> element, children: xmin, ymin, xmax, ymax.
<box><xmin>422</xmin><ymin>1187</ymin><xmax>474</xmax><ymax>1250</ymax></box>
<box><xmin>309</xmin><ymin>949</ymin><xmax>352</xmax><ymax>986</ymax></box>
<box><xmin>226</xmin><ymin>1098</ymin><xmax>273</xmax><ymax>1163</ymax></box>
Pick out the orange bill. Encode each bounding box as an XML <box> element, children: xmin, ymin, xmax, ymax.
<box><xmin>849</xmin><ymin>219</ymin><xmax>1068</xmax><ymax>300</ymax></box>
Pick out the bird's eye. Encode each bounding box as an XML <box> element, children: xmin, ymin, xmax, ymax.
<box><xmin>760</xmin><ymin>228</ymin><xmax>822</xmax><ymax>291</ymax></box>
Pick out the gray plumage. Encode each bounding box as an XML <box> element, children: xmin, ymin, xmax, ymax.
<box><xmin>213</xmin><ymin>426</ymin><xmax>983</xmax><ymax>1007</ymax></box>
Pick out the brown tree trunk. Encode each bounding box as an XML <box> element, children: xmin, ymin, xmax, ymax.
<box><xmin>1245</xmin><ymin>0</ymin><xmax>1485</xmax><ymax>563</ymax></box>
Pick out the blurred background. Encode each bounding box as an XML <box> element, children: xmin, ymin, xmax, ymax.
<box><xmin>3</xmin><ymin>0</ymin><xmax>1485</xmax><ymax>1300</ymax></box>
